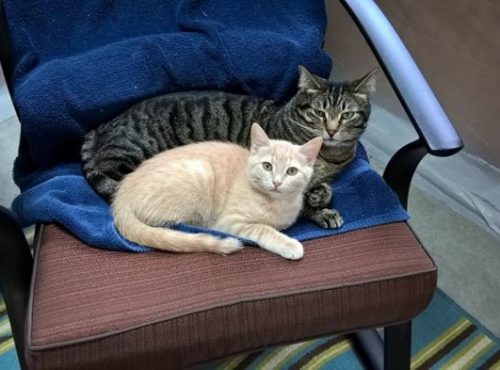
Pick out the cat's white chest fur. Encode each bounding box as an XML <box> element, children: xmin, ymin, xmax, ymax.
<box><xmin>241</xmin><ymin>197</ymin><xmax>302</xmax><ymax>230</ymax></box>
<box><xmin>257</xmin><ymin>194</ymin><xmax>303</xmax><ymax>230</ymax></box>
<box><xmin>214</xmin><ymin>190</ymin><xmax>303</xmax><ymax>232</ymax></box>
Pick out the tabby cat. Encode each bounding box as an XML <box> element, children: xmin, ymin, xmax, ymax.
<box><xmin>112</xmin><ymin>123</ymin><xmax>322</xmax><ymax>259</ymax></box>
<box><xmin>83</xmin><ymin>66</ymin><xmax>376</xmax><ymax>229</ymax></box>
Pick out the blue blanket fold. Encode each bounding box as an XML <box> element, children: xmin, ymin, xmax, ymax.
<box><xmin>5</xmin><ymin>0</ymin><xmax>409</xmax><ymax>252</ymax></box>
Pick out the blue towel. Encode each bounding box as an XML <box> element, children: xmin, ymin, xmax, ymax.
<box><xmin>11</xmin><ymin>145</ymin><xmax>409</xmax><ymax>252</ymax></box>
<box><xmin>3</xmin><ymin>0</ymin><xmax>332</xmax><ymax>187</ymax></box>
<box><xmin>5</xmin><ymin>0</ymin><xmax>408</xmax><ymax>251</ymax></box>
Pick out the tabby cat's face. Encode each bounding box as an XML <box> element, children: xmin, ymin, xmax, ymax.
<box><xmin>247</xmin><ymin>124</ymin><xmax>322</xmax><ymax>198</ymax></box>
<box><xmin>290</xmin><ymin>67</ymin><xmax>376</xmax><ymax>148</ymax></box>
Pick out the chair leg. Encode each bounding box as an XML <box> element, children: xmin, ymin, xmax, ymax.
<box><xmin>384</xmin><ymin>321</ymin><xmax>412</xmax><ymax>370</ymax></box>
<box><xmin>352</xmin><ymin>329</ymin><xmax>384</xmax><ymax>370</ymax></box>
<box><xmin>352</xmin><ymin>321</ymin><xmax>412</xmax><ymax>370</ymax></box>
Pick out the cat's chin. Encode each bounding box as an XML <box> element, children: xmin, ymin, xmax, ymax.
<box><xmin>322</xmin><ymin>139</ymin><xmax>352</xmax><ymax>149</ymax></box>
<box><xmin>268</xmin><ymin>189</ymin><xmax>283</xmax><ymax>197</ymax></box>
<box><xmin>322</xmin><ymin>139</ymin><xmax>338</xmax><ymax>148</ymax></box>
<box><xmin>263</xmin><ymin>188</ymin><xmax>291</xmax><ymax>199</ymax></box>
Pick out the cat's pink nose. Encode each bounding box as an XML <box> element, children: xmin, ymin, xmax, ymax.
<box><xmin>273</xmin><ymin>180</ymin><xmax>282</xmax><ymax>190</ymax></box>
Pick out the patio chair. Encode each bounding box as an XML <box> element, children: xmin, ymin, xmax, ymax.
<box><xmin>0</xmin><ymin>1</ymin><xmax>463</xmax><ymax>369</ymax></box>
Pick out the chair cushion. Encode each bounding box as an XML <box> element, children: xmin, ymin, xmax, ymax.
<box><xmin>25</xmin><ymin>223</ymin><xmax>436</xmax><ymax>370</ymax></box>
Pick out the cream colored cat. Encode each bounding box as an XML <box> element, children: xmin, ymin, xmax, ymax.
<box><xmin>112</xmin><ymin>123</ymin><xmax>322</xmax><ymax>260</ymax></box>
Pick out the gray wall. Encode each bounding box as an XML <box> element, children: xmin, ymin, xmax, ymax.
<box><xmin>325</xmin><ymin>0</ymin><xmax>500</xmax><ymax>168</ymax></box>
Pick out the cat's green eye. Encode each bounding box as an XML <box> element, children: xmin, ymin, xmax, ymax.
<box><xmin>286</xmin><ymin>167</ymin><xmax>298</xmax><ymax>176</ymax></box>
<box><xmin>341</xmin><ymin>112</ymin><xmax>356</xmax><ymax>120</ymax></box>
<box><xmin>262</xmin><ymin>162</ymin><xmax>273</xmax><ymax>171</ymax></box>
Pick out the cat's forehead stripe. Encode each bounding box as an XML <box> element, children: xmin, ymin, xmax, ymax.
<box><xmin>271</xmin><ymin>142</ymin><xmax>296</xmax><ymax>157</ymax></box>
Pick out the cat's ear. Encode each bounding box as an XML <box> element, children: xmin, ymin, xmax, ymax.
<box><xmin>300</xmin><ymin>137</ymin><xmax>323</xmax><ymax>164</ymax></box>
<box><xmin>250</xmin><ymin>123</ymin><xmax>270</xmax><ymax>152</ymax></box>
<box><xmin>353</xmin><ymin>68</ymin><xmax>377</xmax><ymax>97</ymax></box>
<box><xmin>298</xmin><ymin>65</ymin><xmax>328</xmax><ymax>94</ymax></box>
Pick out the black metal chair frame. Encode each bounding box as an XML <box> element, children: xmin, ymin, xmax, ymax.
<box><xmin>0</xmin><ymin>1</ymin><xmax>463</xmax><ymax>369</ymax></box>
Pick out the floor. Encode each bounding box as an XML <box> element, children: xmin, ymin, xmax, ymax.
<box><xmin>1</xmin><ymin>73</ymin><xmax>499</xmax><ymax>337</ymax></box>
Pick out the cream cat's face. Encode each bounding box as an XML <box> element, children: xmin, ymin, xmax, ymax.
<box><xmin>247</xmin><ymin>123</ymin><xmax>322</xmax><ymax>198</ymax></box>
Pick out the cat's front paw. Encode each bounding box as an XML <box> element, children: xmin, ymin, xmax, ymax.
<box><xmin>276</xmin><ymin>239</ymin><xmax>304</xmax><ymax>260</ymax></box>
<box><xmin>312</xmin><ymin>208</ymin><xmax>344</xmax><ymax>229</ymax></box>
<box><xmin>306</xmin><ymin>182</ymin><xmax>333</xmax><ymax>208</ymax></box>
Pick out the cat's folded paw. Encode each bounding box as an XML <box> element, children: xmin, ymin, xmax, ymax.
<box><xmin>306</xmin><ymin>182</ymin><xmax>333</xmax><ymax>208</ymax></box>
<box><xmin>277</xmin><ymin>239</ymin><xmax>304</xmax><ymax>260</ymax></box>
<box><xmin>314</xmin><ymin>208</ymin><xmax>344</xmax><ymax>229</ymax></box>
<box><xmin>216</xmin><ymin>238</ymin><xmax>244</xmax><ymax>255</ymax></box>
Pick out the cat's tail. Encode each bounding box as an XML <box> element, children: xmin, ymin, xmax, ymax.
<box><xmin>81</xmin><ymin>130</ymin><xmax>120</xmax><ymax>203</ymax></box>
<box><xmin>113</xmin><ymin>205</ymin><xmax>244</xmax><ymax>255</ymax></box>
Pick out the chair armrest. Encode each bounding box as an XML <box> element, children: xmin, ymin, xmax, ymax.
<box><xmin>339</xmin><ymin>0</ymin><xmax>463</xmax><ymax>156</ymax></box>
<box><xmin>0</xmin><ymin>206</ymin><xmax>33</xmax><ymax>370</ymax></box>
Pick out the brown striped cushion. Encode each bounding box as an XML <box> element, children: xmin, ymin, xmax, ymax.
<box><xmin>25</xmin><ymin>222</ymin><xmax>436</xmax><ymax>370</ymax></box>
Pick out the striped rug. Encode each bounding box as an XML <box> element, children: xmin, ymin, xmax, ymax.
<box><xmin>1</xmin><ymin>289</ymin><xmax>499</xmax><ymax>369</ymax></box>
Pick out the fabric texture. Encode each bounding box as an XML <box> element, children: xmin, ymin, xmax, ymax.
<box><xmin>25</xmin><ymin>223</ymin><xmax>436</xmax><ymax>370</ymax></box>
<box><xmin>11</xmin><ymin>146</ymin><xmax>409</xmax><ymax>252</ymax></box>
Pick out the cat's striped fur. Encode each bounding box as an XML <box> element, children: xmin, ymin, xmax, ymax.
<box><xmin>82</xmin><ymin>66</ymin><xmax>376</xmax><ymax>229</ymax></box>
